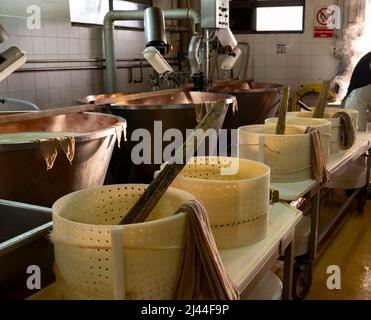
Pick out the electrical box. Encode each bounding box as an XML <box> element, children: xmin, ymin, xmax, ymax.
<box><xmin>201</xmin><ymin>0</ymin><xmax>230</xmax><ymax>29</ymax></box>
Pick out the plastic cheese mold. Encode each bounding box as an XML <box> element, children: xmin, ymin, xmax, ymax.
<box><xmin>238</xmin><ymin>124</ymin><xmax>313</xmax><ymax>182</ymax></box>
<box><xmin>287</xmin><ymin>109</ymin><xmax>358</xmax><ymax>154</ymax></box>
<box><xmin>265</xmin><ymin>117</ymin><xmax>331</xmax><ymax>161</ymax></box>
<box><xmin>167</xmin><ymin>156</ymin><xmax>270</xmax><ymax>249</ymax></box>
<box><xmin>51</xmin><ymin>184</ymin><xmax>195</xmax><ymax>300</ymax></box>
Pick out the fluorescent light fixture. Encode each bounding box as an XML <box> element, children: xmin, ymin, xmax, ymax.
<box><xmin>256</xmin><ymin>6</ymin><xmax>304</xmax><ymax>32</ymax></box>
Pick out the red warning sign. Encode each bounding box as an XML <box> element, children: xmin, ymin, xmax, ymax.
<box><xmin>316</xmin><ymin>7</ymin><xmax>333</xmax><ymax>25</ymax></box>
<box><xmin>314</xmin><ymin>7</ymin><xmax>334</xmax><ymax>38</ymax></box>
<box><xmin>314</xmin><ymin>27</ymin><xmax>334</xmax><ymax>38</ymax></box>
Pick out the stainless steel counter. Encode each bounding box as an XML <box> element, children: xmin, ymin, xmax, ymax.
<box><xmin>0</xmin><ymin>200</ymin><xmax>54</xmax><ymax>299</ymax></box>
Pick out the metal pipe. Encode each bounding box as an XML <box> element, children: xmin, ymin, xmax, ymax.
<box><xmin>204</xmin><ymin>29</ymin><xmax>210</xmax><ymax>83</ymax></box>
<box><xmin>144</xmin><ymin>7</ymin><xmax>167</xmax><ymax>49</ymax></box>
<box><xmin>103</xmin><ymin>8</ymin><xmax>201</xmax><ymax>93</ymax></box>
<box><xmin>13</xmin><ymin>62</ymin><xmax>179</xmax><ymax>73</ymax></box>
<box><xmin>238</xmin><ymin>42</ymin><xmax>250</xmax><ymax>81</ymax></box>
<box><xmin>103</xmin><ymin>10</ymin><xmax>145</xmax><ymax>93</ymax></box>
<box><xmin>163</xmin><ymin>8</ymin><xmax>201</xmax><ymax>33</ymax></box>
<box><xmin>26</xmin><ymin>58</ymin><xmax>179</xmax><ymax>64</ymax></box>
<box><xmin>188</xmin><ymin>34</ymin><xmax>202</xmax><ymax>75</ymax></box>
<box><xmin>163</xmin><ymin>9</ymin><xmax>202</xmax><ymax>80</ymax></box>
<box><xmin>0</xmin><ymin>97</ymin><xmax>40</xmax><ymax>110</ymax></box>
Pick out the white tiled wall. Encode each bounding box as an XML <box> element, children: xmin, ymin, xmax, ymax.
<box><xmin>0</xmin><ymin>0</ymin><xmax>175</xmax><ymax>110</ymax></box>
<box><xmin>0</xmin><ymin>0</ymin><xmax>343</xmax><ymax>109</ymax></box>
<box><xmin>234</xmin><ymin>0</ymin><xmax>341</xmax><ymax>94</ymax></box>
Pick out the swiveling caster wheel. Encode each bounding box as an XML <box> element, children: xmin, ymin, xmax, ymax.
<box><xmin>292</xmin><ymin>261</ymin><xmax>313</xmax><ymax>299</ymax></box>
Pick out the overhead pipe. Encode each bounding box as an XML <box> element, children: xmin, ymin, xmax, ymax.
<box><xmin>103</xmin><ymin>8</ymin><xmax>201</xmax><ymax>93</ymax></box>
<box><xmin>163</xmin><ymin>8</ymin><xmax>201</xmax><ymax>33</ymax></box>
<box><xmin>164</xmin><ymin>8</ymin><xmax>202</xmax><ymax>77</ymax></box>
<box><xmin>103</xmin><ymin>10</ymin><xmax>145</xmax><ymax>93</ymax></box>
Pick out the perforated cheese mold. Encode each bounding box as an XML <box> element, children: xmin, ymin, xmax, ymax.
<box><xmin>265</xmin><ymin>117</ymin><xmax>331</xmax><ymax>161</ymax></box>
<box><xmin>51</xmin><ymin>184</ymin><xmax>195</xmax><ymax>300</ymax></box>
<box><xmin>238</xmin><ymin>124</ymin><xmax>312</xmax><ymax>182</ymax></box>
<box><xmin>287</xmin><ymin>109</ymin><xmax>358</xmax><ymax>154</ymax></box>
<box><xmin>167</xmin><ymin>156</ymin><xmax>270</xmax><ymax>249</ymax></box>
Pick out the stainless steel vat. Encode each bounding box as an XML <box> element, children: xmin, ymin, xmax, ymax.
<box><xmin>0</xmin><ymin>112</ymin><xmax>126</xmax><ymax>207</ymax></box>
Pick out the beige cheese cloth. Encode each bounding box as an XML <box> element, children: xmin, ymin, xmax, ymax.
<box><xmin>173</xmin><ymin>199</ymin><xmax>240</xmax><ymax>300</ymax></box>
<box><xmin>332</xmin><ymin>112</ymin><xmax>356</xmax><ymax>149</ymax></box>
<box><xmin>35</xmin><ymin>136</ymin><xmax>76</xmax><ymax>170</ymax></box>
<box><xmin>305</xmin><ymin>127</ymin><xmax>329</xmax><ymax>184</ymax></box>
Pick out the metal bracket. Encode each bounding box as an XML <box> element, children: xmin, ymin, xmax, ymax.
<box><xmin>270</xmin><ymin>189</ymin><xmax>280</xmax><ymax>204</ymax></box>
<box><xmin>134</xmin><ymin>59</ymin><xmax>143</xmax><ymax>84</ymax></box>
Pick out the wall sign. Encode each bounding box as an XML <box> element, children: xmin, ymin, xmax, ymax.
<box><xmin>313</xmin><ymin>5</ymin><xmax>339</xmax><ymax>38</ymax></box>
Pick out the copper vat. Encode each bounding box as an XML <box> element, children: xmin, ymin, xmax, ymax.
<box><xmin>209</xmin><ymin>82</ymin><xmax>283</xmax><ymax>129</ymax></box>
<box><xmin>81</xmin><ymin>91</ymin><xmax>235</xmax><ymax>183</ymax></box>
<box><xmin>0</xmin><ymin>112</ymin><xmax>126</xmax><ymax>207</ymax></box>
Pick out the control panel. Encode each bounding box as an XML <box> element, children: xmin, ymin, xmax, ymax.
<box><xmin>201</xmin><ymin>0</ymin><xmax>230</xmax><ymax>29</ymax></box>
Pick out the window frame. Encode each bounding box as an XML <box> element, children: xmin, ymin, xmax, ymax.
<box><xmin>230</xmin><ymin>0</ymin><xmax>306</xmax><ymax>34</ymax></box>
<box><xmin>69</xmin><ymin>0</ymin><xmax>153</xmax><ymax>30</ymax></box>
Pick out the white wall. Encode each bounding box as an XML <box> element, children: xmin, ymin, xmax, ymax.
<box><xmin>0</xmin><ymin>0</ymin><xmax>176</xmax><ymax>110</ymax></box>
<box><xmin>234</xmin><ymin>0</ymin><xmax>340</xmax><ymax>94</ymax></box>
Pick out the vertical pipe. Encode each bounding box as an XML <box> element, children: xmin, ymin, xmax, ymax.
<box><xmin>103</xmin><ymin>11</ymin><xmax>145</xmax><ymax>93</ymax></box>
<box><xmin>103</xmin><ymin>17</ymin><xmax>117</xmax><ymax>93</ymax></box>
<box><xmin>204</xmin><ymin>29</ymin><xmax>210</xmax><ymax>83</ymax></box>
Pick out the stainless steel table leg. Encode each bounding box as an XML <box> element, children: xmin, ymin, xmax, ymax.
<box><xmin>366</xmin><ymin>148</ymin><xmax>371</xmax><ymax>196</ymax></box>
<box><xmin>309</xmin><ymin>191</ymin><xmax>320</xmax><ymax>262</ymax></box>
<box><xmin>282</xmin><ymin>240</ymin><xmax>294</xmax><ymax>300</ymax></box>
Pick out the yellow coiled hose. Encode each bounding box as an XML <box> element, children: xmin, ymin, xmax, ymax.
<box><xmin>290</xmin><ymin>83</ymin><xmax>336</xmax><ymax>111</ymax></box>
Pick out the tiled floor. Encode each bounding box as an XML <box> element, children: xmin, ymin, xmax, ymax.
<box><xmin>306</xmin><ymin>197</ymin><xmax>371</xmax><ymax>300</ymax></box>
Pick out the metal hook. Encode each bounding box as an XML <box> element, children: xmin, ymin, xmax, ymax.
<box><xmin>128</xmin><ymin>67</ymin><xmax>133</xmax><ymax>84</ymax></box>
<box><xmin>134</xmin><ymin>59</ymin><xmax>143</xmax><ymax>84</ymax></box>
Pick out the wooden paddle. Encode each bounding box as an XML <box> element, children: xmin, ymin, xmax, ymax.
<box><xmin>119</xmin><ymin>99</ymin><xmax>228</xmax><ymax>225</ymax></box>
<box><xmin>312</xmin><ymin>80</ymin><xmax>331</xmax><ymax>119</ymax></box>
<box><xmin>275</xmin><ymin>86</ymin><xmax>290</xmax><ymax>135</ymax></box>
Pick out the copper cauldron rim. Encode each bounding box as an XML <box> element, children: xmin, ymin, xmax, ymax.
<box><xmin>80</xmin><ymin>91</ymin><xmax>236</xmax><ymax>110</ymax></box>
<box><xmin>209</xmin><ymin>82</ymin><xmax>284</xmax><ymax>94</ymax></box>
<box><xmin>0</xmin><ymin>111</ymin><xmax>126</xmax><ymax>152</ymax></box>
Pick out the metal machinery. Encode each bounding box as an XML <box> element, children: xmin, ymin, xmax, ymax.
<box><xmin>94</xmin><ymin>2</ymin><xmax>245</xmax><ymax>183</ymax></box>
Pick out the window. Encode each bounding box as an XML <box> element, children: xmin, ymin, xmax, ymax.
<box><xmin>256</xmin><ymin>6</ymin><xmax>304</xmax><ymax>31</ymax></box>
<box><xmin>113</xmin><ymin>1</ymin><xmax>148</xmax><ymax>29</ymax></box>
<box><xmin>230</xmin><ymin>0</ymin><xmax>305</xmax><ymax>34</ymax></box>
<box><xmin>69</xmin><ymin>0</ymin><xmax>151</xmax><ymax>28</ymax></box>
<box><xmin>69</xmin><ymin>0</ymin><xmax>109</xmax><ymax>26</ymax></box>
